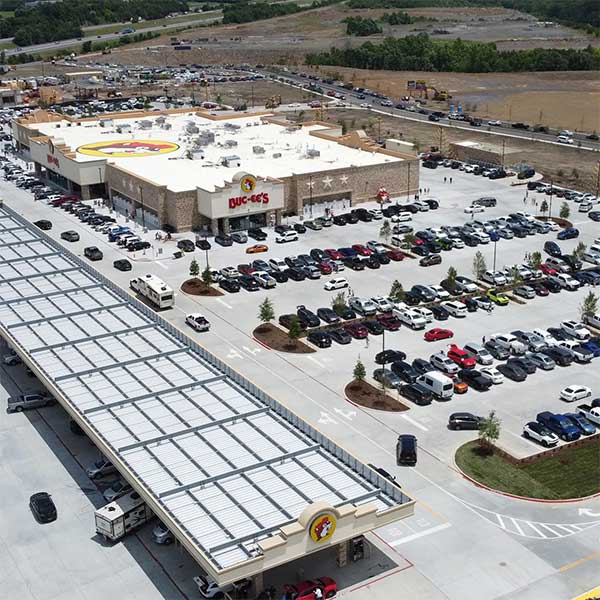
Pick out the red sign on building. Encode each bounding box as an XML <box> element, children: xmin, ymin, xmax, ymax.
<box><xmin>228</xmin><ymin>192</ymin><xmax>269</xmax><ymax>209</ymax></box>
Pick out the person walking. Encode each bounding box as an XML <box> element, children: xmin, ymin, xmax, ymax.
<box><xmin>444</xmin><ymin>176</ymin><xmax>447</xmax><ymax>183</ymax></box>
<box><xmin>365</xmin><ymin>336</ymin><xmax>370</xmax><ymax>348</ymax></box>
<box><xmin>482</xmin><ymin>335</ymin><xmax>486</xmax><ymax>344</ymax></box>
<box><xmin>450</xmin><ymin>177</ymin><xmax>453</xmax><ymax>184</ymax></box>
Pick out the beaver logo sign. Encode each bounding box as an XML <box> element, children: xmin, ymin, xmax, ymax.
<box><xmin>77</xmin><ymin>140</ymin><xmax>179</xmax><ymax>158</ymax></box>
<box><xmin>240</xmin><ymin>175</ymin><xmax>256</xmax><ymax>193</ymax></box>
<box><xmin>309</xmin><ymin>513</ymin><xmax>337</xmax><ymax>543</ymax></box>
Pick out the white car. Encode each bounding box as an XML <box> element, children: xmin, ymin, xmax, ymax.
<box><xmin>220</xmin><ymin>266</ymin><xmax>238</xmax><ymax>279</ymax></box>
<box><xmin>523</xmin><ymin>422</ymin><xmax>558</xmax><ymax>447</ymax></box>
<box><xmin>491</xmin><ymin>333</ymin><xmax>526</xmax><ymax>355</ymax></box>
<box><xmin>366</xmin><ymin>240</ymin><xmax>385</xmax><ymax>253</ymax></box>
<box><xmin>479</xmin><ymin>366</ymin><xmax>504</xmax><ymax>384</ymax></box>
<box><xmin>532</xmin><ymin>328</ymin><xmax>558</xmax><ymax>347</ymax></box>
<box><xmin>464</xmin><ymin>205</ymin><xmax>485</xmax><ymax>214</ymax></box>
<box><xmin>482</xmin><ymin>270</ymin><xmax>507</xmax><ymax>286</ymax></box>
<box><xmin>488</xmin><ymin>120</ymin><xmax>503</xmax><ymax>126</ymax></box>
<box><xmin>430</xmin><ymin>285</ymin><xmax>450</xmax><ymax>300</ymax></box>
<box><xmin>584</xmin><ymin>313</ymin><xmax>600</xmax><ymax>329</ymax></box>
<box><xmin>391</xmin><ymin>212</ymin><xmax>412</xmax><ymax>223</ymax></box>
<box><xmin>412</xmin><ymin>200</ymin><xmax>430</xmax><ymax>212</ymax></box>
<box><xmin>371</xmin><ymin>296</ymin><xmax>393</xmax><ymax>312</ymax></box>
<box><xmin>185</xmin><ymin>313</ymin><xmax>210</xmax><ymax>332</ymax></box>
<box><xmin>582</xmin><ymin>251</ymin><xmax>600</xmax><ymax>265</ymax></box>
<box><xmin>194</xmin><ymin>575</ymin><xmax>251</xmax><ymax>599</ymax></box>
<box><xmin>324</xmin><ymin>277</ymin><xmax>348</xmax><ymax>291</ymax></box>
<box><xmin>560</xmin><ymin>320</ymin><xmax>591</xmax><ymax>340</ymax></box>
<box><xmin>463</xmin><ymin>164</ymin><xmax>475</xmax><ymax>173</ymax></box>
<box><xmin>560</xmin><ymin>385</ymin><xmax>592</xmax><ymax>402</ymax></box>
<box><xmin>367</xmin><ymin>208</ymin><xmax>383</xmax><ymax>220</ymax></box>
<box><xmin>557</xmin><ymin>135</ymin><xmax>573</xmax><ymax>145</ymax></box>
<box><xmin>253</xmin><ymin>271</ymin><xmax>277</xmax><ymax>288</ymax></box>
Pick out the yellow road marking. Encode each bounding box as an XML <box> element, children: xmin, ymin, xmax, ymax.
<box><xmin>571</xmin><ymin>584</ymin><xmax>600</xmax><ymax>600</ymax></box>
<box><xmin>560</xmin><ymin>551</ymin><xmax>600</xmax><ymax>572</ymax></box>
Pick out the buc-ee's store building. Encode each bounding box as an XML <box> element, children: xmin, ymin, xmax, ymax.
<box><xmin>12</xmin><ymin>108</ymin><xmax>419</xmax><ymax>234</ymax></box>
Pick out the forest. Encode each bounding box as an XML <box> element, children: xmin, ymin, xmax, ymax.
<box><xmin>306</xmin><ymin>33</ymin><xmax>600</xmax><ymax>72</ymax></box>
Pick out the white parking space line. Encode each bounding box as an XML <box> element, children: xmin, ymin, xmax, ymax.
<box><xmin>539</xmin><ymin>523</ymin><xmax>563</xmax><ymax>537</ymax></box>
<box><xmin>389</xmin><ymin>522</ymin><xmax>452</xmax><ymax>547</ymax></box>
<box><xmin>525</xmin><ymin>522</ymin><xmax>548</xmax><ymax>538</ymax></box>
<box><xmin>217</xmin><ymin>298</ymin><xmax>233</xmax><ymax>309</ymax></box>
<box><xmin>155</xmin><ymin>260</ymin><xmax>169</xmax><ymax>270</ymax></box>
<box><xmin>401</xmin><ymin>414</ymin><xmax>429</xmax><ymax>431</ymax></box>
<box><xmin>306</xmin><ymin>355</ymin><xmax>326</xmax><ymax>369</ymax></box>
<box><xmin>509</xmin><ymin>518</ymin><xmax>524</xmax><ymax>536</ymax></box>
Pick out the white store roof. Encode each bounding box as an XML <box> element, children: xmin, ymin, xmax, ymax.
<box><xmin>31</xmin><ymin>112</ymin><xmax>402</xmax><ymax>192</ymax></box>
<box><xmin>0</xmin><ymin>206</ymin><xmax>411</xmax><ymax>580</ymax></box>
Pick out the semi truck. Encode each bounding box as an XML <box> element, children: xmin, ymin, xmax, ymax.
<box><xmin>94</xmin><ymin>491</ymin><xmax>152</xmax><ymax>542</ymax></box>
<box><xmin>130</xmin><ymin>274</ymin><xmax>174</xmax><ymax>309</ymax></box>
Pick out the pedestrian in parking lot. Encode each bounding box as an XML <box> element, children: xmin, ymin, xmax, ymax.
<box><xmin>482</xmin><ymin>335</ymin><xmax>486</xmax><ymax>344</ymax></box>
<box><xmin>444</xmin><ymin>176</ymin><xmax>447</xmax><ymax>183</ymax></box>
<box><xmin>365</xmin><ymin>336</ymin><xmax>370</xmax><ymax>348</ymax></box>
<box><xmin>450</xmin><ymin>177</ymin><xmax>453</xmax><ymax>184</ymax></box>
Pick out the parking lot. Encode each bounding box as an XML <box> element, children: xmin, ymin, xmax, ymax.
<box><xmin>3</xmin><ymin>147</ymin><xmax>600</xmax><ymax>599</ymax></box>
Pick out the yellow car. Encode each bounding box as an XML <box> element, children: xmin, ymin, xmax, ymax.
<box><xmin>246</xmin><ymin>244</ymin><xmax>269</xmax><ymax>254</ymax></box>
<box><xmin>487</xmin><ymin>288</ymin><xmax>509</xmax><ymax>305</ymax></box>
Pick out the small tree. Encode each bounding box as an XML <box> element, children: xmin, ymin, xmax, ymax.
<box><xmin>510</xmin><ymin>266</ymin><xmax>523</xmax><ymax>286</ymax></box>
<box><xmin>403</xmin><ymin>232</ymin><xmax>416</xmax><ymax>247</ymax></box>
<box><xmin>573</xmin><ymin>241</ymin><xmax>587</xmax><ymax>260</ymax></box>
<box><xmin>389</xmin><ymin>280</ymin><xmax>405</xmax><ymax>303</ymax></box>
<box><xmin>478</xmin><ymin>410</ymin><xmax>501</xmax><ymax>453</ymax></box>
<box><xmin>331</xmin><ymin>291</ymin><xmax>347</xmax><ymax>316</ymax></box>
<box><xmin>189</xmin><ymin>258</ymin><xmax>200</xmax><ymax>278</ymax></box>
<box><xmin>528</xmin><ymin>251</ymin><xmax>542</xmax><ymax>270</ymax></box>
<box><xmin>559</xmin><ymin>202</ymin><xmax>570</xmax><ymax>220</ymax></box>
<box><xmin>442</xmin><ymin>265</ymin><xmax>456</xmax><ymax>286</ymax></box>
<box><xmin>287</xmin><ymin>316</ymin><xmax>302</xmax><ymax>346</ymax></box>
<box><xmin>472</xmin><ymin>251</ymin><xmax>487</xmax><ymax>280</ymax></box>
<box><xmin>353</xmin><ymin>358</ymin><xmax>366</xmax><ymax>382</ymax></box>
<box><xmin>580</xmin><ymin>291</ymin><xmax>598</xmax><ymax>321</ymax></box>
<box><xmin>201</xmin><ymin>266</ymin><xmax>213</xmax><ymax>289</ymax></box>
<box><xmin>258</xmin><ymin>297</ymin><xmax>275</xmax><ymax>326</ymax></box>
<box><xmin>540</xmin><ymin>199</ymin><xmax>549</xmax><ymax>215</ymax></box>
<box><xmin>379</xmin><ymin>219</ymin><xmax>391</xmax><ymax>243</ymax></box>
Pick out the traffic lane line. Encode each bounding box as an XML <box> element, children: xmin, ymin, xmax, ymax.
<box><xmin>388</xmin><ymin>522</ymin><xmax>452</xmax><ymax>547</ymax></box>
<box><xmin>560</xmin><ymin>552</ymin><xmax>600</xmax><ymax>573</ymax></box>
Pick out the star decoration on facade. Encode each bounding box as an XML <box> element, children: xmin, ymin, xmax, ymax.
<box><xmin>306</xmin><ymin>180</ymin><xmax>315</xmax><ymax>189</ymax></box>
<box><xmin>322</xmin><ymin>176</ymin><xmax>333</xmax><ymax>189</ymax></box>
<box><xmin>340</xmin><ymin>175</ymin><xmax>349</xmax><ymax>185</ymax></box>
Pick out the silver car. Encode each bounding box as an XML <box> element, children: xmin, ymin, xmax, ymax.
<box><xmin>230</xmin><ymin>231</ymin><xmax>248</xmax><ymax>244</ymax></box>
<box><xmin>102</xmin><ymin>478</ymin><xmax>132</xmax><ymax>502</ymax></box>
<box><xmin>7</xmin><ymin>393</ymin><xmax>55</xmax><ymax>413</ymax></box>
<box><xmin>526</xmin><ymin>352</ymin><xmax>556</xmax><ymax>371</ymax></box>
<box><xmin>152</xmin><ymin>523</ymin><xmax>174</xmax><ymax>545</ymax></box>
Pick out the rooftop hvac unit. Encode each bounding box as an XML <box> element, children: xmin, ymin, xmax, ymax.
<box><xmin>306</xmin><ymin>148</ymin><xmax>320</xmax><ymax>158</ymax></box>
<box><xmin>164</xmin><ymin>123</ymin><xmax>172</xmax><ymax>130</ymax></box>
<box><xmin>99</xmin><ymin>119</ymin><xmax>114</xmax><ymax>128</ymax></box>
<box><xmin>139</xmin><ymin>120</ymin><xmax>152</xmax><ymax>129</ymax></box>
<box><xmin>220</xmin><ymin>155</ymin><xmax>241</xmax><ymax>167</ymax></box>
<box><xmin>224</xmin><ymin>123</ymin><xmax>241</xmax><ymax>131</ymax></box>
<box><xmin>224</xmin><ymin>139</ymin><xmax>238</xmax><ymax>148</ymax></box>
<box><xmin>253</xmin><ymin>146</ymin><xmax>265</xmax><ymax>154</ymax></box>
<box><xmin>190</xmin><ymin>150</ymin><xmax>204</xmax><ymax>160</ymax></box>
<box><xmin>186</xmin><ymin>123</ymin><xmax>199</xmax><ymax>134</ymax></box>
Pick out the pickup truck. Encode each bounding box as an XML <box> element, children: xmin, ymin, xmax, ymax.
<box><xmin>577</xmin><ymin>404</ymin><xmax>600</xmax><ymax>425</ymax></box>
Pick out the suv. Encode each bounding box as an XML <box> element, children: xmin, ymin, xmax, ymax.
<box><xmin>447</xmin><ymin>345</ymin><xmax>476</xmax><ymax>369</ymax></box>
<box><xmin>84</xmin><ymin>246</ymin><xmax>103</xmax><ymax>261</ymax></box>
<box><xmin>523</xmin><ymin>421</ymin><xmax>559</xmax><ymax>447</ymax></box>
<box><xmin>396</xmin><ymin>434</ymin><xmax>417</xmax><ymax>466</ymax></box>
<box><xmin>7</xmin><ymin>392</ymin><xmax>55</xmax><ymax>413</ymax></box>
<box><xmin>400</xmin><ymin>383</ymin><xmax>432</xmax><ymax>406</ymax></box>
<box><xmin>296</xmin><ymin>305</ymin><xmax>320</xmax><ymax>328</ymax></box>
<box><xmin>430</xmin><ymin>352</ymin><xmax>459</xmax><ymax>376</ymax></box>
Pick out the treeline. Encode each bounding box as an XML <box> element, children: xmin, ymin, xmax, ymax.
<box><xmin>344</xmin><ymin>16</ymin><xmax>382</xmax><ymax>36</ymax></box>
<box><xmin>0</xmin><ymin>0</ymin><xmax>188</xmax><ymax>46</ymax></box>
<box><xmin>381</xmin><ymin>11</ymin><xmax>415</xmax><ymax>24</ymax></box>
<box><xmin>222</xmin><ymin>0</ymin><xmax>341</xmax><ymax>25</ymax></box>
<box><xmin>306</xmin><ymin>33</ymin><xmax>600</xmax><ymax>72</ymax></box>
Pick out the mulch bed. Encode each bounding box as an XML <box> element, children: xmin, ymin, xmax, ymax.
<box><xmin>253</xmin><ymin>323</ymin><xmax>314</xmax><ymax>353</ymax></box>
<box><xmin>345</xmin><ymin>380</ymin><xmax>409</xmax><ymax>412</ymax></box>
<box><xmin>181</xmin><ymin>278</ymin><xmax>223</xmax><ymax>297</ymax></box>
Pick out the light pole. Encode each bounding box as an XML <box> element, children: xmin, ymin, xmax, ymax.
<box><xmin>492</xmin><ymin>239</ymin><xmax>498</xmax><ymax>271</ymax></box>
<box><xmin>309</xmin><ymin>174</ymin><xmax>313</xmax><ymax>218</ymax></box>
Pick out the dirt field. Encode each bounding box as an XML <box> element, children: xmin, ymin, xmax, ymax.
<box><xmin>307</xmin><ymin>107</ymin><xmax>600</xmax><ymax>193</ymax></box>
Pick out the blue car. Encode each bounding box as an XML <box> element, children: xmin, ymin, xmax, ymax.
<box><xmin>557</xmin><ymin>227</ymin><xmax>579</xmax><ymax>240</ymax></box>
<box><xmin>581</xmin><ymin>338</ymin><xmax>600</xmax><ymax>357</ymax></box>
<box><xmin>564</xmin><ymin>413</ymin><xmax>596</xmax><ymax>435</ymax></box>
<box><xmin>488</xmin><ymin>230</ymin><xmax>500</xmax><ymax>242</ymax></box>
<box><xmin>338</xmin><ymin>247</ymin><xmax>357</xmax><ymax>258</ymax></box>
<box><xmin>536</xmin><ymin>411</ymin><xmax>580</xmax><ymax>441</ymax></box>
<box><xmin>574</xmin><ymin>271</ymin><xmax>600</xmax><ymax>285</ymax></box>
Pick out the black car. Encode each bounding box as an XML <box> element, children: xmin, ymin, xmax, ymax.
<box><xmin>274</xmin><ymin>225</ymin><xmax>291</xmax><ymax>235</ymax></box>
<box><xmin>61</xmin><ymin>230</ymin><xmax>80</xmax><ymax>242</ymax></box>
<box><xmin>391</xmin><ymin>360</ymin><xmax>419</xmax><ymax>383</ymax></box>
<box><xmin>316</xmin><ymin>307</ymin><xmax>340</xmax><ymax>324</ymax></box>
<box><xmin>424</xmin><ymin>198</ymin><xmax>439</xmax><ymax>210</ymax></box>
<box><xmin>269</xmin><ymin>270</ymin><xmax>288</xmax><ymax>283</ymax></box>
<box><xmin>422</xmin><ymin>160</ymin><xmax>438</xmax><ymax>169</ymax></box>
<box><xmin>284</xmin><ymin>267</ymin><xmax>306</xmax><ymax>281</ymax></box>
<box><xmin>84</xmin><ymin>246</ymin><xmax>103</xmax><ymax>261</ymax></box>
<box><xmin>562</xmin><ymin>255</ymin><xmax>582</xmax><ymax>271</ymax></box>
<box><xmin>329</xmin><ymin>328</ymin><xmax>352</xmax><ymax>344</ymax></box>
<box><xmin>285</xmin><ymin>256</ymin><xmax>304</xmax><ymax>268</ymax></box>
<box><xmin>215</xmin><ymin>234</ymin><xmax>233</xmax><ymax>247</ymax></box>
<box><xmin>402</xmin><ymin>204</ymin><xmax>420</xmax><ymax>214</ymax></box>
<box><xmin>411</xmin><ymin>285</ymin><xmax>436</xmax><ymax>303</ymax></box>
<box><xmin>343</xmin><ymin>212</ymin><xmax>359</xmax><ymax>224</ymax></box>
<box><xmin>544</xmin><ymin>240</ymin><xmax>562</xmax><ymax>258</ymax></box>
<box><xmin>278</xmin><ymin>314</ymin><xmax>304</xmax><ymax>330</ymax></box>
<box><xmin>458</xmin><ymin>369</ymin><xmax>492</xmax><ymax>392</ymax></box>
<box><xmin>219</xmin><ymin>277</ymin><xmax>240</xmax><ymax>293</ymax></box>
<box><xmin>177</xmin><ymin>239</ymin><xmax>195</xmax><ymax>252</ymax></box>
<box><xmin>128</xmin><ymin>240</ymin><xmax>151</xmax><ymax>252</ymax></box>
<box><xmin>412</xmin><ymin>245</ymin><xmax>429</xmax><ymax>257</ymax></box>
<box><xmin>400</xmin><ymin>383</ymin><xmax>432</xmax><ymax>406</ymax></box>
<box><xmin>589</xmin><ymin>211</ymin><xmax>600</xmax><ymax>222</ymax></box>
<box><xmin>337</xmin><ymin>304</ymin><xmax>357</xmax><ymax>320</ymax></box>
<box><xmin>541</xmin><ymin>277</ymin><xmax>561</xmax><ymax>293</ymax></box>
<box><xmin>396</xmin><ymin>434</ymin><xmax>417</xmax><ymax>465</ymax></box>
<box><xmin>247</xmin><ymin>228</ymin><xmax>267</xmax><ymax>241</ymax></box>
<box><xmin>364</xmin><ymin>320</ymin><xmax>384</xmax><ymax>335</ymax></box>
<box><xmin>293</xmin><ymin>222</ymin><xmax>307</xmax><ymax>234</ymax></box>
<box><xmin>497</xmin><ymin>362</ymin><xmax>527</xmax><ymax>382</ymax></box>
<box><xmin>508</xmin><ymin>357</ymin><xmax>537</xmax><ymax>375</ymax></box>
<box><xmin>376</xmin><ymin>349</ymin><xmax>407</xmax><ymax>364</ymax></box>
<box><xmin>373</xmin><ymin>251</ymin><xmax>390</xmax><ymax>265</ymax></box>
<box><xmin>463</xmin><ymin>297</ymin><xmax>478</xmax><ymax>312</ymax></box>
<box><xmin>448</xmin><ymin>412</ymin><xmax>483</xmax><ymax>430</ymax></box>
<box><xmin>239</xmin><ymin>275</ymin><xmax>259</xmax><ymax>291</ymax></box>
<box><xmin>31</xmin><ymin>217</ymin><xmax>54</xmax><ymax>232</ymax></box>
<box><xmin>196</xmin><ymin>239</ymin><xmax>211</xmax><ymax>250</ymax></box>
<box><xmin>412</xmin><ymin>358</ymin><xmax>434</xmax><ymax>376</ymax></box>
<box><xmin>484</xmin><ymin>339</ymin><xmax>510</xmax><ymax>360</ymax></box>
<box><xmin>307</xmin><ymin>331</ymin><xmax>331</xmax><ymax>348</ymax></box>
<box><xmin>29</xmin><ymin>492</ymin><xmax>57</xmax><ymax>523</ymax></box>
<box><xmin>541</xmin><ymin>346</ymin><xmax>573</xmax><ymax>366</ymax></box>
<box><xmin>404</xmin><ymin>291</ymin><xmax>421</xmax><ymax>306</ymax></box>
<box><xmin>113</xmin><ymin>258</ymin><xmax>132</xmax><ymax>272</ymax></box>
<box><xmin>547</xmin><ymin>327</ymin><xmax>569</xmax><ymax>341</ymax></box>
<box><xmin>420</xmin><ymin>254</ymin><xmax>442</xmax><ymax>267</ymax></box>
<box><xmin>297</xmin><ymin>305</ymin><xmax>320</xmax><ymax>328</ymax></box>
<box><xmin>344</xmin><ymin>257</ymin><xmax>365</xmax><ymax>271</ymax></box>
<box><xmin>363</xmin><ymin>255</ymin><xmax>381</xmax><ymax>269</ymax></box>
<box><xmin>333</xmin><ymin>214</ymin><xmax>347</xmax><ymax>225</ymax></box>
<box><xmin>310</xmin><ymin>248</ymin><xmax>327</xmax><ymax>262</ymax></box>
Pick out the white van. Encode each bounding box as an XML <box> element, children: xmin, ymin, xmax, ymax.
<box><xmin>413</xmin><ymin>306</ymin><xmax>433</xmax><ymax>323</ymax></box>
<box><xmin>275</xmin><ymin>231</ymin><xmax>298</xmax><ymax>244</ymax></box>
<box><xmin>268</xmin><ymin>258</ymin><xmax>287</xmax><ymax>272</ymax></box>
<box><xmin>443</xmin><ymin>301</ymin><xmax>467</xmax><ymax>318</ymax></box>
<box><xmin>416</xmin><ymin>371</ymin><xmax>454</xmax><ymax>400</ymax></box>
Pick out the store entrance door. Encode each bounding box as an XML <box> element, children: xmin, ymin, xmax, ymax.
<box><xmin>228</xmin><ymin>213</ymin><xmax>267</xmax><ymax>232</ymax></box>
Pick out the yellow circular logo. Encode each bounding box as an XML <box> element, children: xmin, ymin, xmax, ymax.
<box><xmin>77</xmin><ymin>140</ymin><xmax>179</xmax><ymax>158</ymax></box>
<box><xmin>309</xmin><ymin>513</ymin><xmax>336</xmax><ymax>543</ymax></box>
<box><xmin>240</xmin><ymin>175</ymin><xmax>257</xmax><ymax>193</ymax></box>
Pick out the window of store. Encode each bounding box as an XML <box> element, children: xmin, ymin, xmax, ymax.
<box><xmin>228</xmin><ymin>212</ymin><xmax>267</xmax><ymax>232</ymax></box>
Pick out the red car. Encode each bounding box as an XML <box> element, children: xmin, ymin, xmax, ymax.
<box><xmin>447</xmin><ymin>344</ymin><xmax>476</xmax><ymax>369</ymax></box>
<box><xmin>283</xmin><ymin>577</ymin><xmax>337</xmax><ymax>600</ymax></box>
<box><xmin>377</xmin><ymin>314</ymin><xmax>401</xmax><ymax>331</ymax></box>
<box><xmin>324</xmin><ymin>248</ymin><xmax>343</xmax><ymax>261</ymax></box>
<box><xmin>344</xmin><ymin>322</ymin><xmax>368</xmax><ymax>339</ymax></box>
<box><xmin>318</xmin><ymin>261</ymin><xmax>333</xmax><ymax>275</ymax></box>
<box><xmin>387</xmin><ymin>249</ymin><xmax>406</xmax><ymax>262</ymax></box>
<box><xmin>424</xmin><ymin>328</ymin><xmax>454</xmax><ymax>342</ymax></box>
<box><xmin>237</xmin><ymin>264</ymin><xmax>255</xmax><ymax>276</ymax></box>
<box><xmin>352</xmin><ymin>243</ymin><xmax>372</xmax><ymax>256</ymax></box>
<box><xmin>540</xmin><ymin>263</ymin><xmax>558</xmax><ymax>276</ymax></box>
